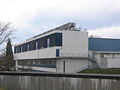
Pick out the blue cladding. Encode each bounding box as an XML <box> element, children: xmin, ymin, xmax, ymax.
<box><xmin>89</xmin><ymin>38</ymin><xmax>120</xmax><ymax>51</ymax></box>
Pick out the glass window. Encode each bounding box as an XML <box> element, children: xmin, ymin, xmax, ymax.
<box><xmin>14</xmin><ymin>33</ymin><xmax>62</xmax><ymax>53</ymax></box>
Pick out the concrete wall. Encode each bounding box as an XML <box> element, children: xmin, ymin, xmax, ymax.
<box><xmin>107</xmin><ymin>58</ymin><xmax>120</xmax><ymax>68</ymax></box>
<box><xmin>56</xmin><ymin>58</ymin><xmax>88</xmax><ymax>73</ymax></box>
<box><xmin>89</xmin><ymin>51</ymin><xmax>120</xmax><ymax>68</ymax></box>
<box><xmin>17</xmin><ymin>65</ymin><xmax>56</xmax><ymax>72</ymax></box>
<box><xmin>100</xmin><ymin>58</ymin><xmax>108</xmax><ymax>68</ymax></box>
<box><xmin>0</xmin><ymin>72</ymin><xmax>120</xmax><ymax>90</ymax></box>
<box><xmin>61</xmin><ymin>31</ymin><xmax>88</xmax><ymax>57</ymax></box>
<box><xmin>89</xmin><ymin>51</ymin><xmax>101</xmax><ymax>66</ymax></box>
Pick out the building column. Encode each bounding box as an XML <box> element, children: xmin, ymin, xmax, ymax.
<box><xmin>15</xmin><ymin>60</ymin><xmax>18</xmax><ymax>71</ymax></box>
<box><xmin>63</xmin><ymin>60</ymin><xmax>65</xmax><ymax>73</ymax></box>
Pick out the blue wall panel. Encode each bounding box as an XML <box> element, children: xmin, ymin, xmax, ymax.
<box><xmin>56</xmin><ymin>49</ymin><xmax>60</xmax><ymax>57</ymax></box>
<box><xmin>89</xmin><ymin>38</ymin><xmax>120</xmax><ymax>51</ymax></box>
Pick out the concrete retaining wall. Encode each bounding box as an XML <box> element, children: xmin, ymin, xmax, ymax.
<box><xmin>0</xmin><ymin>72</ymin><xmax>120</xmax><ymax>90</ymax></box>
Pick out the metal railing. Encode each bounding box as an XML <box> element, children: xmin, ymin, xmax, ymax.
<box><xmin>60</xmin><ymin>53</ymin><xmax>88</xmax><ymax>58</ymax></box>
<box><xmin>101</xmin><ymin>56</ymin><xmax>120</xmax><ymax>59</ymax></box>
<box><xmin>72</xmin><ymin>65</ymin><xmax>89</xmax><ymax>73</ymax></box>
<box><xmin>88</xmin><ymin>54</ymin><xmax>100</xmax><ymax>68</ymax></box>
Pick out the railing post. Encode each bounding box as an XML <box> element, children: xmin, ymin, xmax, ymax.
<box><xmin>63</xmin><ymin>61</ymin><xmax>65</xmax><ymax>73</ymax></box>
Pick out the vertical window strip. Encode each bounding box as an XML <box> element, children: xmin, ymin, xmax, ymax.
<box><xmin>47</xmin><ymin>38</ymin><xmax>50</xmax><ymax>48</ymax></box>
<box><xmin>27</xmin><ymin>44</ymin><xmax>29</xmax><ymax>51</ymax></box>
<box><xmin>36</xmin><ymin>42</ymin><xmax>38</xmax><ymax>49</ymax></box>
<box><xmin>20</xmin><ymin>46</ymin><xmax>22</xmax><ymax>52</ymax></box>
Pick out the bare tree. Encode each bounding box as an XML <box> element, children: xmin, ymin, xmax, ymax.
<box><xmin>0</xmin><ymin>22</ymin><xmax>14</xmax><ymax>45</ymax></box>
<box><xmin>0</xmin><ymin>22</ymin><xmax>14</xmax><ymax>70</ymax></box>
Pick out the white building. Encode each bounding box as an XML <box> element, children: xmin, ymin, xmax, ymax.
<box><xmin>14</xmin><ymin>22</ymin><xmax>120</xmax><ymax>73</ymax></box>
<box><xmin>14</xmin><ymin>23</ymin><xmax>89</xmax><ymax>73</ymax></box>
<box><xmin>89</xmin><ymin>38</ymin><xmax>120</xmax><ymax>69</ymax></box>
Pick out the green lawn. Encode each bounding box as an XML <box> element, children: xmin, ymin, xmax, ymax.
<box><xmin>80</xmin><ymin>68</ymin><xmax>120</xmax><ymax>74</ymax></box>
<box><xmin>0</xmin><ymin>88</ymin><xmax>6</xmax><ymax>90</ymax></box>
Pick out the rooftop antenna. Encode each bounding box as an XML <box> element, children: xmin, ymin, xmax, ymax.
<box><xmin>83</xmin><ymin>28</ymin><xmax>87</xmax><ymax>31</ymax></box>
<box><xmin>78</xmin><ymin>27</ymin><xmax>81</xmax><ymax>30</ymax></box>
<box><xmin>78</xmin><ymin>23</ymin><xmax>83</xmax><ymax>31</ymax></box>
<box><xmin>78</xmin><ymin>23</ymin><xmax>87</xmax><ymax>31</ymax></box>
<box><xmin>54</xmin><ymin>22</ymin><xmax>76</xmax><ymax>30</ymax></box>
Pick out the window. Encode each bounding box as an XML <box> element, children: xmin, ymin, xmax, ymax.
<box><xmin>22</xmin><ymin>44</ymin><xmax>28</xmax><ymax>52</ymax></box>
<box><xmin>17</xmin><ymin>46</ymin><xmax>21</xmax><ymax>53</ymax></box>
<box><xmin>55</xmin><ymin>33</ymin><xmax>62</xmax><ymax>46</ymax></box>
<box><xmin>14</xmin><ymin>47</ymin><xmax>17</xmax><ymax>53</ymax></box>
<box><xmin>27</xmin><ymin>44</ymin><xmax>30</xmax><ymax>51</ymax></box>
<box><xmin>56</xmin><ymin>49</ymin><xmax>60</xmax><ymax>57</ymax></box>
<box><xmin>29</xmin><ymin>41</ymin><xmax>36</xmax><ymax>50</ymax></box>
<box><xmin>14</xmin><ymin>33</ymin><xmax>62</xmax><ymax>53</ymax></box>
<box><xmin>36</xmin><ymin>42</ymin><xmax>38</xmax><ymax>49</ymax></box>
<box><xmin>47</xmin><ymin>38</ymin><xmax>50</xmax><ymax>47</ymax></box>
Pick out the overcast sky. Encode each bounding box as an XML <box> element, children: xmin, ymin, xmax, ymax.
<box><xmin>0</xmin><ymin>0</ymin><xmax>120</xmax><ymax>43</ymax></box>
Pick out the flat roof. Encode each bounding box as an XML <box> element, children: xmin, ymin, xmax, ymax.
<box><xmin>14</xmin><ymin>22</ymin><xmax>81</xmax><ymax>46</ymax></box>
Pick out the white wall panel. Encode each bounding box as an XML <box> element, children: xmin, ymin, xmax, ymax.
<box><xmin>108</xmin><ymin>59</ymin><xmax>120</xmax><ymax>68</ymax></box>
<box><xmin>14</xmin><ymin>47</ymin><xmax>61</xmax><ymax>60</ymax></box>
<box><xmin>56</xmin><ymin>59</ymin><xmax>88</xmax><ymax>73</ymax></box>
<box><xmin>61</xmin><ymin>31</ymin><xmax>88</xmax><ymax>57</ymax></box>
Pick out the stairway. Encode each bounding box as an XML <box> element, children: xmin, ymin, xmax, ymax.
<box><xmin>88</xmin><ymin>54</ymin><xmax>100</xmax><ymax>69</ymax></box>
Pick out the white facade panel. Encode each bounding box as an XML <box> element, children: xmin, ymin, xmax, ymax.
<box><xmin>89</xmin><ymin>51</ymin><xmax>120</xmax><ymax>68</ymax></box>
<box><xmin>61</xmin><ymin>31</ymin><xmax>88</xmax><ymax>57</ymax></box>
<box><xmin>17</xmin><ymin>65</ymin><xmax>56</xmax><ymax>72</ymax></box>
<box><xmin>56</xmin><ymin>60</ymin><xmax>64</xmax><ymax>73</ymax></box>
<box><xmin>108</xmin><ymin>59</ymin><xmax>120</xmax><ymax>68</ymax></box>
<box><xmin>56</xmin><ymin>59</ymin><xmax>88</xmax><ymax>73</ymax></box>
<box><xmin>14</xmin><ymin>47</ymin><xmax>61</xmax><ymax>60</ymax></box>
<box><xmin>89</xmin><ymin>51</ymin><xmax>101</xmax><ymax>65</ymax></box>
<box><xmin>65</xmin><ymin>59</ymin><xmax>88</xmax><ymax>73</ymax></box>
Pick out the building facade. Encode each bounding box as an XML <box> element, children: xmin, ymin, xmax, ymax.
<box><xmin>14</xmin><ymin>23</ymin><xmax>88</xmax><ymax>73</ymax></box>
<box><xmin>14</xmin><ymin>22</ymin><xmax>120</xmax><ymax>73</ymax></box>
<box><xmin>89</xmin><ymin>38</ymin><xmax>120</xmax><ymax>68</ymax></box>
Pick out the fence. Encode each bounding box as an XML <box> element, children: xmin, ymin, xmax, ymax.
<box><xmin>0</xmin><ymin>72</ymin><xmax>120</xmax><ymax>90</ymax></box>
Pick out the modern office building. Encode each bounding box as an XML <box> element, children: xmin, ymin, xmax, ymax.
<box><xmin>14</xmin><ymin>23</ymin><xmax>88</xmax><ymax>73</ymax></box>
<box><xmin>14</xmin><ymin>22</ymin><xmax>120</xmax><ymax>73</ymax></box>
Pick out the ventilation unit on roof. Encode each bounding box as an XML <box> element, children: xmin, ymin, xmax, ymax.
<box><xmin>54</xmin><ymin>22</ymin><xmax>76</xmax><ymax>30</ymax></box>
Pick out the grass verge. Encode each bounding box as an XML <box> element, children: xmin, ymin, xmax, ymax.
<box><xmin>80</xmin><ymin>68</ymin><xmax>120</xmax><ymax>74</ymax></box>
